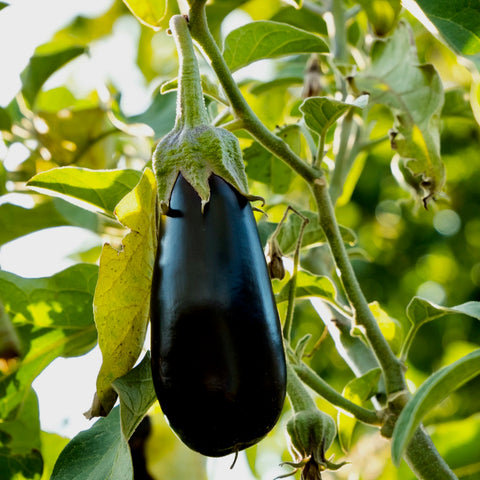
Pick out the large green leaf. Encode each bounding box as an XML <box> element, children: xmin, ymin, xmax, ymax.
<box><xmin>0</xmin><ymin>264</ymin><xmax>98</xmax><ymax>420</ymax></box>
<box><xmin>0</xmin><ymin>389</ymin><xmax>43</xmax><ymax>480</ymax></box>
<box><xmin>88</xmin><ymin>169</ymin><xmax>157</xmax><ymax>417</ymax></box>
<box><xmin>52</xmin><ymin>354</ymin><xmax>156</xmax><ymax>480</ymax></box>
<box><xmin>0</xmin><ymin>198</ymin><xmax>99</xmax><ymax>247</ymax></box>
<box><xmin>223</xmin><ymin>20</ymin><xmax>328</xmax><ymax>72</ymax></box>
<box><xmin>413</xmin><ymin>0</ymin><xmax>480</xmax><ymax>57</ymax></box>
<box><xmin>391</xmin><ymin>349</ymin><xmax>480</xmax><ymax>465</ymax></box>
<box><xmin>51</xmin><ymin>407</ymin><xmax>132</xmax><ymax>480</ymax></box>
<box><xmin>20</xmin><ymin>45</ymin><xmax>87</xmax><ymax>107</ymax></box>
<box><xmin>27</xmin><ymin>167</ymin><xmax>142</xmax><ymax>215</ymax></box>
<box><xmin>356</xmin><ymin>22</ymin><xmax>445</xmax><ymax>205</ymax></box>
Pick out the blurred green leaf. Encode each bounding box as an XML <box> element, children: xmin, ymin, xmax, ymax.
<box><xmin>129</xmin><ymin>90</ymin><xmax>176</xmax><ymax>139</ymax></box>
<box><xmin>338</xmin><ymin>368</ymin><xmax>382</xmax><ymax>452</ymax></box>
<box><xmin>0</xmin><ymin>198</ymin><xmax>99</xmax><ymax>246</ymax></box>
<box><xmin>0</xmin><ymin>264</ymin><xmax>98</xmax><ymax>420</ymax></box>
<box><xmin>20</xmin><ymin>45</ymin><xmax>87</xmax><ymax>107</ymax></box>
<box><xmin>369</xmin><ymin>301</ymin><xmax>403</xmax><ymax>355</ymax></box>
<box><xmin>271</xmin><ymin>6</ymin><xmax>328</xmax><ymax>36</ymax></box>
<box><xmin>356</xmin><ymin>22</ymin><xmax>445</xmax><ymax>204</ymax></box>
<box><xmin>300</xmin><ymin>95</ymin><xmax>368</xmax><ymax>138</ymax></box>
<box><xmin>356</xmin><ymin>0</ymin><xmax>401</xmax><ymax>36</ymax></box>
<box><xmin>40</xmin><ymin>432</ymin><xmax>69</xmax><ymax>480</ymax></box>
<box><xmin>223</xmin><ymin>20</ymin><xmax>328</xmax><ymax>72</ymax></box>
<box><xmin>413</xmin><ymin>0</ymin><xmax>480</xmax><ymax>56</ymax></box>
<box><xmin>0</xmin><ymin>300</ymin><xmax>21</xmax><ymax>360</ymax></box>
<box><xmin>392</xmin><ymin>349</ymin><xmax>480</xmax><ymax>465</ymax></box>
<box><xmin>277</xmin><ymin>270</ymin><xmax>337</xmax><ymax>304</ymax></box>
<box><xmin>89</xmin><ymin>169</ymin><xmax>156</xmax><ymax>417</ymax></box>
<box><xmin>0</xmin><ymin>2</ymin><xmax>9</xmax><ymax>11</ymax></box>
<box><xmin>0</xmin><ymin>106</ymin><xmax>12</xmax><ymax>131</ymax></box>
<box><xmin>0</xmin><ymin>389</ymin><xmax>43</xmax><ymax>479</ymax></box>
<box><xmin>27</xmin><ymin>167</ymin><xmax>142</xmax><ymax>215</ymax></box>
<box><xmin>51</xmin><ymin>406</ymin><xmax>132</xmax><ymax>480</ymax></box>
<box><xmin>122</xmin><ymin>0</ymin><xmax>178</xmax><ymax>30</ymax></box>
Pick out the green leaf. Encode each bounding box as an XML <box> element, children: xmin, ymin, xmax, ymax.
<box><xmin>270</xmin><ymin>210</ymin><xmax>357</xmax><ymax>254</ymax></box>
<box><xmin>112</xmin><ymin>352</ymin><xmax>157</xmax><ymax>439</ymax></box>
<box><xmin>369</xmin><ymin>301</ymin><xmax>403</xmax><ymax>355</ymax></box>
<box><xmin>0</xmin><ymin>2</ymin><xmax>9</xmax><ymax>11</ymax></box>
<box><xmin>122</xmin><ymin>0</ymin><xmax>178</xmax><ymax>30</ymax></box>
<box><xmin>0</xmin><ymin>198</ymin><xmax>99</xmax><ymax>246</ymax></box>
<box><xmin>0</xmin><ymin>389</ymin><xmax>43</xmax><ymax>479</ymax></box>
<box><xmin>223</xmin><ymin>20</ymin><xmax>328</xmax><ymax>72</ymax></box>
<box><xmin>27</xmin><ymin>167</ymin><xmax>142</xmax><ymax>215</ymax></box>
<box><xmin>276</xmin><ymin>270</ymin><xmax>337</xmax><ymax>304</ymax></box>
<box><xmin>20</xmin><ymin>45</ymin><xmax>87</xmax><ymax>107</ymax></box>
<box><xmin>40</xmin><ymin>432</ymin><xmax>69</xmax><ymax>480</ymax></box>
<box><xmin>407</xmin><ymin>297</ymin><xmax>480</xmax><ymax>328</ymax></box>
<box><xmin>0</xmin><ymin>264</ymin><xmax>98</xmax><ymax>419</ymax></box>
<box><xmin>0</xmin><ymin>300</ymin><xmax>21</xmax><ymax>360</ymax></box>
<box><xmin>391</xmin><ymin>349</ymin><xmax>480</xmax><ymax>465</ymax></box>
<box><xmin>0</xmin><ymin>106</ymin><xmax>12</xmax><ymax>131</ymax></box>
<box><xmin>51</xmin><ymin>406</ymin><xmax>133</xmax><ymax>480</ymax></box>
<box><xmin>356</xmin><ymin>22</ymin><xmax>445</xmax><ymax>205</ymax></box>
<box><xmin>338</xmin><ymin>368</ymin><xmax>382</xmax><ymax>452</ymax></box>
<box><xmin>413</xmin><ymin>0</ymin><xmax>480</xmax><ymax>57</ymax></box>
<box><xmin>88</xmin><ymin>168</ymin><xmax>157</xmax><ymax>417</ymax></box>
<box><xmin>355</xmin><ymin>0</ymin><xmax>401</xmax><ymax>36</ymax></box>
<box><xmin>300</xmin><ymin>95</ymin><xmax>368</xmax><ymax>138</ymax></box>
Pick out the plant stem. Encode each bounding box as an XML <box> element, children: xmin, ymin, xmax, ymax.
<box><xmin>405</xmin><ymin>427</ymin><xmax>458</xmax><ymax>479</ymax></box>
<box><xmin>294</xmin><ymin>361</ymin><xmax>381</xmax><ymax>425</ymax></box>
<box><xmin>331</xmin><ymin>0</ymin><xmax>348</xmax><ymax>64</ymax></box>
<box><xmin>311</xmin><ymin>177</ymin><xmax>406</xmax><ymax>396</ymax></box>
<box><xmin>187</xmin><ymin>4</ymin><xmax>320</xmax><ymax>184</ymax></box>
<box><xmin>287</xmin><ymin>362</ymin><xmax>318</xmax><ymax>413</ymax></box>
<box><xmin>170</xmin><ymin>14</ymin><xmax>209</xmax><ymax>129</ymax></box>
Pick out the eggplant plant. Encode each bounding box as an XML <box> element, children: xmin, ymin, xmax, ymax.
<box><xmin>0</xmin><ymin>1</ymin><xmax>479</xmax><ymax>479</ymax></box>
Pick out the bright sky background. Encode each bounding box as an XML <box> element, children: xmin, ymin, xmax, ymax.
<box><xmin>0</xmin><ymin>2</ymin><xmax>274</xmax><ymax>478</ymax></box>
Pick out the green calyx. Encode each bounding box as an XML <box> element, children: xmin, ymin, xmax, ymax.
<box><xmin>153</xmin><ymin>14</ymin><xmax>250</xmax><ymax>213</ymax></box>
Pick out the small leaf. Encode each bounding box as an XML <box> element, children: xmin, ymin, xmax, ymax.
<box><xmin>300</xmin><ymin>95</ymin><xmax>368</xmax><ymax>138</ymax></box>
<box><xmin>51</xmin><ymin>406</ymin><xmax>133</xmax><ymax>480</ymax></box>
<box><xmin>90</xmin><ymin>168</ymin><xmax>157</xmax><ymax>417</ymax></box>
<box><xmin>0</xmin><ymin>2</ymin><xmax>9</xmax><ymax>11</ymax></box>
<box><xmin>20</xmin><ymin>45</ymin><xmax>87</xmax><ymax>106</ymax></box>
<box><xmin>356</xmin><ymin>0</ymin><xmax>401</xmax><ymax>36</ymax></box>
<box><xmin>368</xmin><ymin>301</ymin><xmax>403</xmax><ymax>355</ymax></box>
<box><xmin>0</xmin><ymin>300</ymin><xmax>21</xmax><ymax>360</ymax></box>
<box><xmin>407</xmin><ymin>297</ymin><xmax>480</xmax><ymax>328</ymax></box>
<box><xmin>413</xmin><ymin>0</ymin><xmax>480</xmax><ymax>57</ymax></box>
<box><xmin>27</xmin><ymin>167</ymin><xmax>142</xmax><ymax>215</ymax></box>
<box><xmin>112</xmin><ymin>352</ymin><xmax>157</xmax><ymax>439</ymax></box>
<box><xmin>0</xmin><ymin>264</ymin><xmax>98</xmax><ymax>420</ymax></box>
<box><xmin>122</xmin><ymin>0</ymin><xmax>178</xmax><ymax>30</ymax></box>
<box><xmin>223</xmin><ymin>20</ymin><xmax>328</xmax><ymax>72</ymax></box>
<box><xmin>391</xmin><ymin>349</ymin><xmax>480</xmax><ymax>465</ymax></box>
<box><xmin>277</xmin><ymin>270</ymin><xmax>337</xmax><ymax>305</ymax></box>
<box><xmin>338</xmin><ymin>368</ymin><xmax>382</xmax><ymax>452</ymax></box>
<box><xmin>272</xmin><ymin>209</ymin><xmax>357</xmax><ymax>254</ymax></box>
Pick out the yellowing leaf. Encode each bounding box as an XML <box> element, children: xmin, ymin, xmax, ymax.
<box><xmin>89</xmin><ymin>168</ymin><xmax>157</xmax><ymax>417</ymax></box>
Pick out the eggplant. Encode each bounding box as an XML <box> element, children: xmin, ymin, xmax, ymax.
<box><xmin>150</xmin><ymin>173</ymin><xmax>286</xmax><ymax>457</ymax></box>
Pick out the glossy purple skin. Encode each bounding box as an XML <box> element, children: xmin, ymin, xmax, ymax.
<box><xmin>150</xmin><ymin>174</ymin><xmax>286</xmax><ymax>457</ymax></box>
